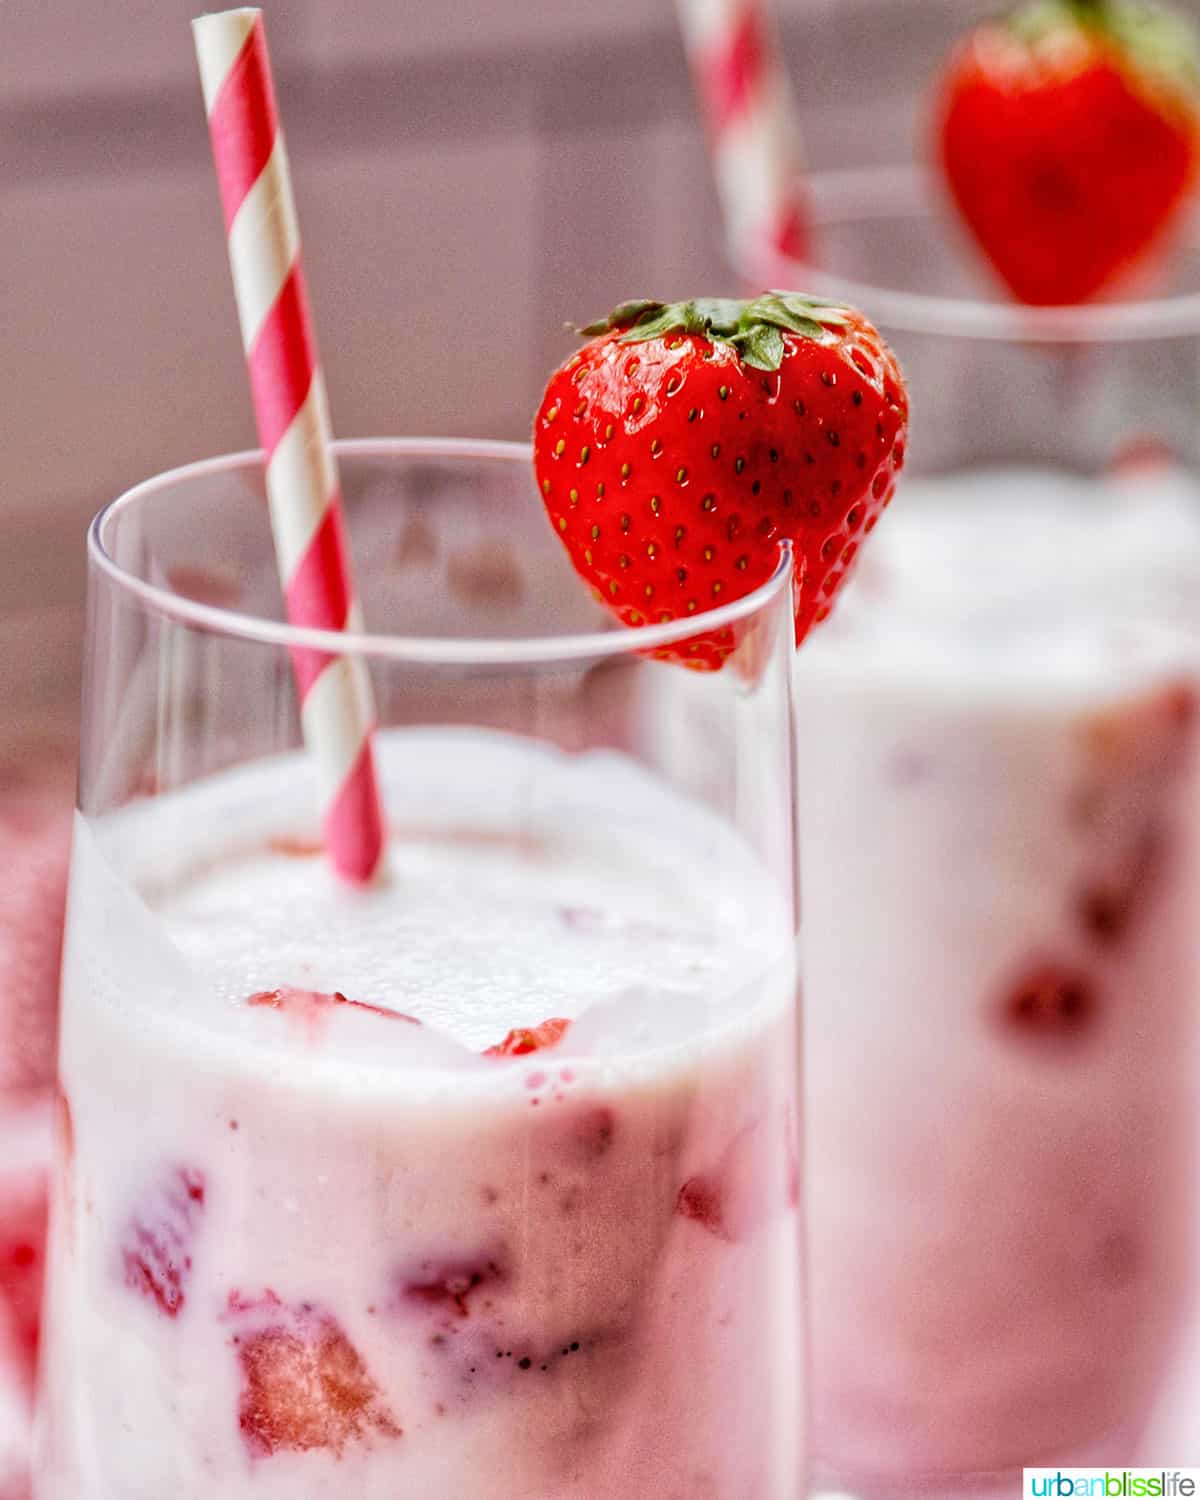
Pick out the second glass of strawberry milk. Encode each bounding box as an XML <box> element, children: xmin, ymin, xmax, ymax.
<box><xmin>744</xmin><ymin>168</ymin><xmax>1200</xmax><ymax>1491</ymax></box>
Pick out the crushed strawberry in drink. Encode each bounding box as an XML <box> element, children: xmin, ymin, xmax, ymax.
<box><xmin>483</xmin><ymin>1018</ymin><xmax>571</xmax><ymax>1058</ymax></box>
<box><xmin>247</xmin><ymin>988</ymin><xmax>419</xmax><ymax>1026</ymax></box>
<box><xmin>676</xmin><ymin>1175</ymin><xmax>729</xmax><ymax>1240</ymax></box>
<box><xmin>120</xmin><ymin>1166</ymin><xmax>206</xmax><ymax>1318</ymax></box>
<box><xmin>1000</xmin><ymin>963</ymin><xmax>1097</xmax><ymax>1041</ymax></box>
<box><xmin>226</xmin><ymin>1291</ymin><xmax>401</xmax><ymax>1459</ymax></box>
<box><xmin>399</xmin><ymin>1254</ymin><xmax>508</xmax><ymax>1318</ymax></box>
<box><xmin>676</xmin><ymin>1123</ymin><xmax>776</xmax><ymax>1243</ymax></box>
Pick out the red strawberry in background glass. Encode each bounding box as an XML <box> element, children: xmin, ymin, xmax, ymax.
<box><xmin>936</xmin><ymin>0</ymin><xmax>1200</xmax><ymax>306</ymax></box>
<box><xmin>533</xmin><ymin>294</ymin><xmax>908</xmax><ymax>670</ymax></box>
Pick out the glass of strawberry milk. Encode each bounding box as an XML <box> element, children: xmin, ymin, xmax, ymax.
<box><xmin>32</xmin><ymin>440</ymin><xmax>804</xmax><ymax>1500</ymax></box>
<box><xmin>738</xmin><ymin>166</ymin><xmax>1200</xmax><ymax>1492</ymax></box>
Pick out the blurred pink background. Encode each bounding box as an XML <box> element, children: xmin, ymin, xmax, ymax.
<box><xmin>0</xmin><ymin>0</ymin><xmax>1008</xmax><ymax>759</ymax></box>
<box><xmin>3</xmin><ymin>0</ymin><xmax>1200</xmax><ymax>755</ymax></box>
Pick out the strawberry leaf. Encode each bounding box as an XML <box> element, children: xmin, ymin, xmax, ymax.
<box><xmin>1006</xmin><ymin>0</ymin><xmax>1200</xmax><ymax>103</ymax></box>
<box><xmin>678</xmin><ymin>297</ymin><xmax>748</xmax><ymax>330</ymax></box>
<box><xmin>577</xmin><ymin>292</ymin><xmax>852</xmax><ymax>372</ymax></box>
<box><xmin>579</xmin><ymin>300</ymin><xmax>664</xmax><ymax>336</ymax></box>
<box><xmin>753</xmin><ymin>292</ymin><xmax>839</xmax><ymax>337</ymax></box>
<box><xmin>730</xmin><ymin>322</ymin><xmax>786</xmax><ymax>370</ymax></box>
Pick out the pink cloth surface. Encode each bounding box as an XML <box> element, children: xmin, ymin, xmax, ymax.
<box><xmin>0</xmin><ymin>756</ymin><xmax>71</xmax><ymax>1095</ymax></box>
<box><xmin>0</xmin><ymin>1098</ymin><xmax>52</xmax><ymax>1500</ymax></box>
<box><xmin>0</xmin><ymin>751</ymin><xmax>74</xmax><ymax>1498</ymax></box>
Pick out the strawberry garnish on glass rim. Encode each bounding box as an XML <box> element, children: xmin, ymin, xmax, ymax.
<box><xmin>936</xmin><ymin>0</ymin><xmax>1200</xmax><ymax>306</ymax></box>
<box><xmin>533</xmin><ymin>293</ymin><xmax>908</xmax><ymax>669</ymax></box>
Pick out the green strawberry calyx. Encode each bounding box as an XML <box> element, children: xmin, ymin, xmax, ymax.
<box><xmin>579</xmin><ymin>293</ymin><xmax>852</xmax><ymax>374</ymax></box>
<box><xmin>1006</xmin><ymin>0</ymin><xmax>1200</xmax><ymax>104</ymax></box>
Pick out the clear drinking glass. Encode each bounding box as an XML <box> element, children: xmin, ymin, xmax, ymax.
<box><xmin>741</xmin><ymin>167</ymin><xmax>1200</xmax><ymax>1493</ymax></box>
<box><xmin>33</xmin><ymin>439</ymin><xmax>803</xmax><ymax>1500</ymax></box>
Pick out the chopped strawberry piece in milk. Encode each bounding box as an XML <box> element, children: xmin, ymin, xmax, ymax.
<box><xmin>400</xmin><ymin>1255</ymin><xmax>508</xmax><ymax>1318</ymax></box>
<box><xmin>226</xmin><ymin>1291</ymin><xmax>400</xmax><ymax>1458</ymax></box>
<box><xmin>676</xmin><ymin>1123</ymin><xmax>779</xmax><ymax>1243</ymax></box>
<box><xmin>247</xmin><ymin>988</ymin><xmax>419</xmax><ymax>1025</ymax></box>
<box><xmin>120</xmin><ymin>1167</ymin><xmax>206</xmax><ymax>1318</ymax></box>
<box><xmin>1001</xmin><ymin>964</ymin><xmax>1096</xmax><ymax>1040</ymax></box>
<box><xmin>676</xmin><ymin>1176</ymin><xmax>730</xmax><ymax>1241</ymax></box>
<box><xmin>483</xmin><ymin>1018</ymin><xmax>571</xmax><ymax>1058</ymax></box>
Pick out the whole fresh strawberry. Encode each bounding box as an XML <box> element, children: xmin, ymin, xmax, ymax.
<box><xmin>936</xmin><ymin>0</ymin><xmax>1200</xmax><ymax>305</ymax></box>
<box><xmin>533</xmin><ymin>294</ymin><xmax>908</xmax><ymax>669</ymax></box>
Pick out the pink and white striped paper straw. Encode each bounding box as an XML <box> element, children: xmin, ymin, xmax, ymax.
<box><xmin>675</xmin><ymin>0</ymin><xmax>809</xmax><ymax>264</ymax></box>
<box><xmin>193</xmin><ymin>8</ymin><xmax>385</xmax><ymax>884</ymax></box>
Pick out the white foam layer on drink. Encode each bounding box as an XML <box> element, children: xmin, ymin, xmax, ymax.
<box><xmin>81</xmin><ymin>728</ymin><xmax>790</xmax><ymax>1077</ymax></box>
<box><xmin>805</xmin><ymin>464</ymin><xmax>1200</xmax><ymax>701</ymax></box>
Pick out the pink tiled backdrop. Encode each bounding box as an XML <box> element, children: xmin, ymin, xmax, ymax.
<box><xmin>5</xmin><ymin>0</ymin><xmax>1200</xmax><ymax>756</ymax></box>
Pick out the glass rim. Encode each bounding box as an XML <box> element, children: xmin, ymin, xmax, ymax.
<box><xmin>89</xmin><ymin>437</ymin><xmax>794</xmax><ymax>666</ymax></box>
<box><xmin>734</xmin><ymin>164</ymin><xmax>1200</xmax><ymax>344</ymax></box>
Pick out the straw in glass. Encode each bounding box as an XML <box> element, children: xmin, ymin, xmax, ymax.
<box><xmin>192</xmin><ymin>7</ymin><xmax>385</xmax><ymax>883</ymax></box>
<box><xmin>675</xmin><ymin>0</ymin><xmax>809</xmax><ymax>263</ymax></box>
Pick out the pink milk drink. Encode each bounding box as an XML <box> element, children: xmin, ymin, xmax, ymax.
<box><xmin>32</xmin><ymin>442</ymin><xmax>805</xmax><ymax>1499</ymax></box>
<box><xmin>737</xmin><ymin>166</ymin><xmax>1200</xmax><ymax>1490</ymax></box>
<box><xmin>797</xmin><ymin>462</ymin><xmax>1200</xmax><ymax>1485</ymax></box>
